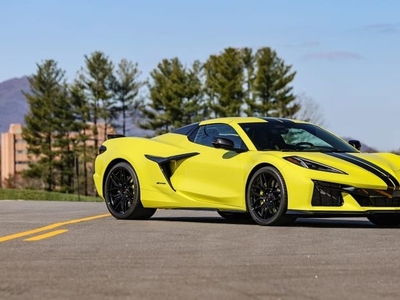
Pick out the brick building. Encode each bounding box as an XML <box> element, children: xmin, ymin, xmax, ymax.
<box><xmin>1</xmin><ymin>124</ymin><xmax>28</xmax><ymax>185</ymax></box>
<box><xmin>0</xmin><ymin>123</ymin><xmax>113</xmax><ymax>186</ymax></box>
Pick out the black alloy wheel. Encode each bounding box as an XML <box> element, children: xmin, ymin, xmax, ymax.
<box><xmin>104</xmin><ymin>162</ymin><xmax>156</xmax><ymax>220</ymax></box>
<box><xmin>246</xmin><ymin>166</ymin><xmax>295</xmax><ymax>226</ymax></box>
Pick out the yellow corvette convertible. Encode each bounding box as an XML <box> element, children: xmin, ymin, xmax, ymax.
<box><xmin>93</xmin><ymin>117</ymin><xmax>400</xmax><ymax>226</ymax></box>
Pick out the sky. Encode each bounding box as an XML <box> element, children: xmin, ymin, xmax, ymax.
<box><xmin>1</xmin><ymin>0</ymin><xmax>400</xmax><ymax>151</ymax></box>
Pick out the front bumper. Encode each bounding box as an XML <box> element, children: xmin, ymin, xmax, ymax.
<box><xmin>312</xmin><ymin>180</ymin><xmax>400</xmax><ymax>208</ymax></box>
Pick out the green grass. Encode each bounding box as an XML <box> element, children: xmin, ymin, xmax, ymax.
<box><xmin>0</xmin><ymin>188</ymin><xmax>102</xmax><ymax>202</ymax></box>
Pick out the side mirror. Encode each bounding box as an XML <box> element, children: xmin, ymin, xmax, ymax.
<box><xmin>212</xmin><ymin>137</ymin><xmax>234</xmax><ymax>150</ymax></box>
<box><xmin>348</xmin><ymin>140</ymin><xmax>361</xmax><ymax>150</ymax></box>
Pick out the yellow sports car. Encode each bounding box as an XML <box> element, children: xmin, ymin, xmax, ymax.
<box><xmin>93</xmin><ymin>117</ymin><xmax>400</xmax><ymax>226</ymax></box>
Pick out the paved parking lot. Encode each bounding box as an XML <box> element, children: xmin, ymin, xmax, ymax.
<box><xmin>1</xmin><ymin>200</ymin><xmax>400</xmax><ymax>300</ymax></box>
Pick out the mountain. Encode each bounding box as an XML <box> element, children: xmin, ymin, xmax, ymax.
<box><xmin>0</xmin><ymin>76</ymin><xmax>30</xmax><ymax>135</ymax></box>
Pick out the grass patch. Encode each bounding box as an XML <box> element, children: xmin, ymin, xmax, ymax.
<box><xmin>0</xmin><ymin>188</ymin><xmax>102</xmax><ymax>202</ymax></box>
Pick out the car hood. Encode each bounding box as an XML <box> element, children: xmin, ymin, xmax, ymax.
<box><xmin>266</xmin><ymin>151</ymin><xmax>400</xmax><ymax>188</ymax></box>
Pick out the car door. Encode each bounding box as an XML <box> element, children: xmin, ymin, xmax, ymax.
<box><xmin>170</xmin><ymin>123</ymin><xmax>251</xmax><ymax>210</ymax></box>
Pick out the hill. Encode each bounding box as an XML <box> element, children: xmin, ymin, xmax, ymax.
<box><xmin>0</xmin><ymin>76</ymin><xmax>30</xmax><ymax>135</ymax></box>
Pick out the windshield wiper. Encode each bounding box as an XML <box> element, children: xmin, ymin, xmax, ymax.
<box><xmin>280</xmin><ymin>146</ymin><xmax>348</xmax><ymax>153</ymax></box>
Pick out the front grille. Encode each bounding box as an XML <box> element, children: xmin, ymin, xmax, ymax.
<box><xmin>311</xmin><ymin>181</ymin><xmax>400</xmax><ymax>207</ymax></box>
<box><xmin>352</xmin><ymin>194</ymin><xmax>400</xmax><ymax>207</ymax></box>
<box><xmin>311</xmin><ymin>181</ymin><xmax>344</xmax><ymax>206</ymax></box>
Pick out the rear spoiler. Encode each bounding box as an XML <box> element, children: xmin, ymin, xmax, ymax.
<box><xmin>107</xmin><ymin>134</ymin><xmax>125</xmax><ymax>140</ymax></box>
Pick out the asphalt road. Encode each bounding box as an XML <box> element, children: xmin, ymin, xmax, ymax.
<box><xmin>1</xmin><ymin>200</ymin><xmax>400</xmax><ymax>300</ymax></box>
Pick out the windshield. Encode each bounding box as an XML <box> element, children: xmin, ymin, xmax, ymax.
<box><xmin>239</xmin><ymin>122</ymin><xmax>358</xmax><ymax>153</ymax></box>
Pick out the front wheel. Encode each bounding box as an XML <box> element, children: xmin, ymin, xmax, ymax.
<box><xmin>367</xmin><ymin>214</ymin><xmax>400</xmax><ymax>227</ymax></box>
<box><xmin>246</xmin><ymin>166</ymin><xmax>295</xmax><ymax>226</ymax></box>
<box><xmin>104</xmin><ymin>162</ymin><xmax>156</xmax><ymax>220</ymax></box>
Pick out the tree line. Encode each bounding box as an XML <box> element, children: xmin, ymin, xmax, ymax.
<box><xmin>17</xmin><ymin>46</ymin><xmax>312</xmax><ymax>195</ymax></box>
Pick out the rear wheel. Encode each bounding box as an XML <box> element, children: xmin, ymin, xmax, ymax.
<box><xmin>367</xmin><ymin>214</ymin><xmax>400</xmax><ymax>227</ymax></box>
<box><xmin>246</xmin><ymin>166</ymin><xmax>295</xmax><ymax>226</ymax></box>
<box><xmin>104</xmin><ymin>162</ymin><xmax>156</xmax><ymax>220</ymax></box>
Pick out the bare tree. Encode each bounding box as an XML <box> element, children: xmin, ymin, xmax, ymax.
<box><xmin>294</xmin><ymin>93</ymin><xmax>326</xmax><ymax>127</ymax></box>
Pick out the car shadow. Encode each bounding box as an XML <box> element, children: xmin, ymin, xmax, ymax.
<box><xmin>148</xmin><ymin>214</ymin><xmax>400</xmax><ymax>228</ymax></box>
<box><xmin>149</xmin><ymin>215</ymin><xmax>397</xmax><ymax>228</ymax></box>
<box><xmin>150</xmin><ymin>216</ymin><xmax>256</xmax><ymax>225</ymax></box>
<box><xmin>294</xmin><ymin>218</ymin><xmax>376</xmax><ymax>228</ymax></box>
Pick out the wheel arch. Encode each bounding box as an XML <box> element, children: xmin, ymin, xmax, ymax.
<box><xmin>101</xmin><ymin>158</ymin><xmax>157</xmax><ymax>220</ymax></box>
<box><xmin>102</xmin><ymin>158</ymin><xmax>132</xmax><ymax>195</ymax></box>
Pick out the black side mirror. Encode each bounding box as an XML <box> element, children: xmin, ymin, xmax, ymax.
<box><xmin>348</xmin><ymin>140</ymin><xmax>361</xmax><ymax>150</ymax></box>
<box><xmin>212</xmin><ymin>137</ymin><xmax>234</xmax><ymax>150</ymax></box>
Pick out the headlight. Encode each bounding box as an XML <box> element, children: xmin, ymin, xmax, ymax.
<box><xmin>284</xmin><ymin>156</ymin><xmax>347</xmax><ymax>174</ymax></box>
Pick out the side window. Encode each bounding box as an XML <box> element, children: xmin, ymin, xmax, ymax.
<box><xmin>193</xmin><ymin>124</ymin><xmax>246</xmax><ymax>149</ymax></box>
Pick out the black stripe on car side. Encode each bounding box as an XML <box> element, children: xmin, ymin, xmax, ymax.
<box><xmin>326</xmin><ymin>152</ymin><xmax>399</xmax><ymax>189</ymax></box>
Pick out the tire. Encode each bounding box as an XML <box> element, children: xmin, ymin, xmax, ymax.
<box><xmin>104</xmin><ymin>162</ymin><xmax>156</xmax><ymax>220</ymax></box>
<box><xmin>246</xmin><ymin>166</ymin><xmax>295</xmax><ymax>226</ymax></box>
<box><xmin>217</xmin><ymin>211</ymin><xmax>252</xmax><ymax>220</ymax></box>
<box><xmin>367</xmin><ymin>214</ymin><xmax>400</xmax><ymax>227</ymax></box>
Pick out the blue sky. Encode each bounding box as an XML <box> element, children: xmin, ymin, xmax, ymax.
<box><xmin>1</xmin><ymin>0</ymin><xmax>400</xmax><ymax>151</ymax></box>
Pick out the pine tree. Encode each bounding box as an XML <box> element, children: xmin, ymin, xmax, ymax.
<box><xmin>22</xmin><ymin>60</ymin><xmax>73</xmax><ymax>191</ymax></box>
<box><xmin>242</xmin><ymin>47</ymin><xmax>255</xmax><ymax>114</ymax></box>
<box><xmin>78</xmin><ymin>51</ymin><xmax>114</xmax><ymax>149</ymax></box>
<box><xmin>204</xmin><ymin>47</ymin><xmax>244</xmax><ymax>117</ymax></box>
<box><xmin>111</xmin><ymin>59</ymin><xmax>143</xmax><ymax>135</ymax></box>
<box><xmin>69</xmin><ymin>82</ymin><xmax>91</xmax><ymax>196</ymax></box>
<box><xmin>246</xmin><ymin>47</ymin><xmax>298</xmax><ymax>118</ymax></box>
<box><xmin>51</xmin><ymin>83</ymin><xmax>76</xmax><ymax>193</ymax></box>
<box><xmin>183</xmin><ymin>60</ymin><xmax>204</xmax><ymax>124</ymax></box>
<box><xmin>141</xmin><ymin>58</ymin><xmax>203</xmax><ymax>134</ymax></box>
